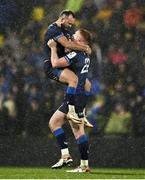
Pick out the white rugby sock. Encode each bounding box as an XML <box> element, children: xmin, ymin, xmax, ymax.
<box><xmin>80</xmin><ymin>160</ymin><xmax>89</xmax><ymax>167</ymax></box>
<box><xmin>61</xmin><ymin>148</ymin><xmax>69</xmax><ymax>157</ymax></box>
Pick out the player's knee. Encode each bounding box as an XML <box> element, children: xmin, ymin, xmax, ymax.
<box><xmin>73</xmin><ymin>128</ymin><xmax>85</xmax><ymax>139</ymax></box>
<box><xmin>72</xmin><ymin>124</ymin><xmax>85</xmax><ymax>138</ymax></box>
<box><xmin>75</xmin><ymin>133</ymin><xmax>86</xmax><ymax>140</ymax></box>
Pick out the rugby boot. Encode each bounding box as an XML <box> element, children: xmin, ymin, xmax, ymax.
<box><xmin>67</xmin><ymin>105</ymin><xmax>83</xmax><ymax>124</ymax></box>
<box><xmin>82</xmin><ymin>109</ymin><xmax>93</xmax><ymax>128</ymax></box>
<box><xmin>83</xmin><ymin>116</ymin><xmax>93</xmax><ymax>128</ymax></box>
<box><xmin>66</xmin><ymin>166</ymin><xmax>91</xmax><ymax>173</ymax></box>
<box><xmin>51</xmin><ymin>156</ymin><xmax>73</xmax><ymax>169</ymax></box>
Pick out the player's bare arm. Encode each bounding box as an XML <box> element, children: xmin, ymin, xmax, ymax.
<box><xmin>57</xmin><ymin>35</ymin><xmax>91</xmax><ymax>54</ymax></box>
<box><xmin>48</xmin><ymin>39</ymin><xmax>69</xmax><ymax>68</ymax></box>
<box><xmin>47</xmin><ymin>35</ymin><xmax>91</xmax><ymax>54</ymax></box>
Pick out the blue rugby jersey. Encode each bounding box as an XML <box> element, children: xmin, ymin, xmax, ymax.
<box><xmin>44</xmin><ymin>23</ymin><xmax>72</xmax><ymax>63</ymax></box>
<box><xmin>64</xmin><ymin>51</ymin><xmax>90</xmax><ymax>94</ymax></box>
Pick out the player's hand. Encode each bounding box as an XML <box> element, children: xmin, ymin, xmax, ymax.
<box><xmin>85</xmin><ymin>45</ymin><xmax>92</xmax><ymax>55</ymax></box>
<box><xmin>47</xmin><ymin>39</ymin><xmax>56</xmax><ymax>48</ymax></box>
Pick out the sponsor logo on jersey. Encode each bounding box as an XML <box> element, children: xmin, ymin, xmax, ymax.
<box><xmin>67</xmin><ymin>51</ymin><xmax>77</xmax><ymax>59</ymax></box>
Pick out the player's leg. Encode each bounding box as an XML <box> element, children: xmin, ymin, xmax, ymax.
<box><xmin>49</xmin><ymin>110</ymin><xmax>66</xmax><ymax>132</ymax></box>
<box><xmin>75</xmin><ymin>92</ymin><xmax>93</xmax><ymax>128</ymax></box>
<box><xmin>44</xmin><ymin>61</ymin><xmax>78</xmax><ymax>90</ymax></box>
<box><xmin>45</xmin><ymin>63</ymin><xmax>81</xmax><ymax>122</ymax></box>
<box><xmin>59</xmin><ymin>68</ymin><xmax>78</xmax><ymax>107</ymax></box>
<box><xmin>67</xmin><ymin>120</ymin><xmax>90</xmax><ymax>173</ymax></box>
<box><xmin>83</xmin><ymin>78</ymin><xmax>93</xmax><ymax>127</ymax></box>
<box><xmin>49</xmin><ymin>109</ymin><xmax>73</xmax><ymax>168</ymax></box>
<box><xmin>84</xmin><ymin>78</ymin><xmax>92</xmax><ymax>111</ymax></box>
<box><xmin>59</xmin><ymin>68</ymin><xmax>82</xmax><ymax>123</ymax></box>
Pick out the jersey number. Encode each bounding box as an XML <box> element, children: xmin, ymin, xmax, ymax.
<box><xmin>81</xmin><ymin>58</ymin><xmax>90</xmax><ymax>74</ymax></box>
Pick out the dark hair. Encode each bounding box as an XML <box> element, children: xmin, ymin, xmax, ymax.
<box><xmin>79</xmin><ymin>29</ymin><xmax>92</xmax><ymax>45</ymax></box>
<box><xmin>59</xmin><ymin>10</ymin><xmax>75</xmax><ymax>18</ymax></box>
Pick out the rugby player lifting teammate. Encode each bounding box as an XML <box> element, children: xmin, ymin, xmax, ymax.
<box><xmin>43</xmin><ymin>10</ymin><xmax>92</xmax><ymax>126</ymax></box>
<box><xmin>48</xmin><ymin>29</ymin><xmax>91</xmax><ymax>172</ymax></box>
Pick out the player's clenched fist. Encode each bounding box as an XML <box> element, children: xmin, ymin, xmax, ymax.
<box><xmin>47</xmin><ymin>39</ymin><xmax>56</xmax><ymax>48</ymax></box>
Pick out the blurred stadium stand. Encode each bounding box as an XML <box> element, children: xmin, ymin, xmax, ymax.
<box><xmin>0</xmin><ymin>0</ymin><xmax>145</xmax><ymax>167</ymax></box>
<box><xmin>1</xmin><ymin>136</ymin><xmax>145</xmax><ymax>168</ymax></box>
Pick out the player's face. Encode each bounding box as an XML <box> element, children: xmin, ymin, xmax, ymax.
<box><xmin>73</xmin><ymin>31</ymin><xmax>85</xmax><ymax>44</ymax></box>
<box><xmin>61</xmin><ymin>15</ymin><xmax>75</xmax><ymax>29</ymax></box>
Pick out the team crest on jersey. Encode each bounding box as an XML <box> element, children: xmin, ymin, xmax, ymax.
<box><xmin>67</xmin><ymin>51</ymin><xmax>77</xmax><ymax>59</ymax></box>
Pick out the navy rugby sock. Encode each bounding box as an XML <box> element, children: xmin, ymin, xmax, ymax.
<box><xmin>77</xmin><ymin>135</ymin><xmax>89</xmax><ymax>160</ymax></box>
<box><xmin>53</xmin><ymin>128</ymin><xmax>68</xmax><ymax>149</ymax></box>
<box><xmin>75</xmin><ymin>94</ymin><xmax>85</xmax><ymax>118</ymax></box>
<box><xmin>84</xmin><ymin>91</ymin><xmax>91</xmax><ymax>107</ymax></box>
<box><xmin>66</xmin><ymin>87</ymin><xmax>76</xmax><ymax>105</ymax></box>
<box><xmin>77</xmin><ymin>91</ymin><xmax>91</xmax><ymax>117</ymax></box>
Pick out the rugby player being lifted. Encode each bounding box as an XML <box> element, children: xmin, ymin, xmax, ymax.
<box><xmin>43</xmin><ymin>10</ymin><xmax>92</xmax><ymax>127</ymax></box>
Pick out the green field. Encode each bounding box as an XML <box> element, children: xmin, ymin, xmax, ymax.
<box><xmin>0</xmin><ymin>167</ymin><xmax>145</xmax><ymax>179</ymax></box>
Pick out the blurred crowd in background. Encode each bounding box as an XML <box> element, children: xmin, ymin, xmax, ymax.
<box><xmin>0</xmin><ymin>0</ymin><xmax>145</xmax><ymax>137</ymax></box>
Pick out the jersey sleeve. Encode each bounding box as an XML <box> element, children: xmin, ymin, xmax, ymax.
<box><xmin>52</xmin><ymin>26</ymin><xmax>64</xmax><ymax>41</ymax></box>
<box><xmin>47</xmin><ymin>24</ymin><xmax>64</xmax><ymax>41</ymax></box>
<box><xmin>64</xmin><ymin>51</ymin><xmax>78</xmax><ymax>65</ymax></box>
